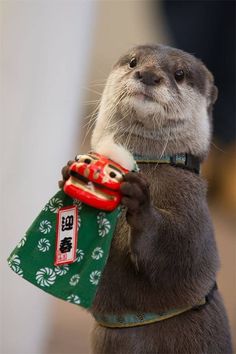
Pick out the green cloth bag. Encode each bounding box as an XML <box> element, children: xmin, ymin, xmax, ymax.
<box><xmin>8</xmin><ymin>190</ymin><xmax>121</xmax><ymax>309</ymax></box>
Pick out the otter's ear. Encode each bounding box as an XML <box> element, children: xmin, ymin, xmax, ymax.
<box><xmin>203</xmin><ymin>64</ymin><xmax>218</xmax><ymax>106</ymax></box>
<box><xmin>205</xmin><ymin>67</ymin><xmax>218</xmax><ymax>106</ymax></box>
<box><xmin>210</xmin><ymin>84</ymin><xmax>218</xmax><ymax>105</ymax></box>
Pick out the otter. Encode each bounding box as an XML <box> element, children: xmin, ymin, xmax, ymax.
<box><xmin>61</xmin><ymin>44</ymin><xmax>232</xmax><ymax>354</ymax></box>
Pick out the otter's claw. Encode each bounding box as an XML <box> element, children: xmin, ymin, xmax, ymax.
<box><xmin>58</xmin><ymin>160</ymin><xmax>74</xmax><ymax>189</ymax></box>
<box><xmin>120</xmin><ymin>172</ymin><xmax>150</xmax><ymax>213</ymax></box>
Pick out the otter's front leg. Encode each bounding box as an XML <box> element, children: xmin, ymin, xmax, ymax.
<box><xmin>120</xmin><ymin>172</ymin><xmax>162</xmax><ymax>270</ymax></box>
<box><xmin>120</xmin><ymin>170</ymin><xmax>218</xmax><ymax>302</ymax></box>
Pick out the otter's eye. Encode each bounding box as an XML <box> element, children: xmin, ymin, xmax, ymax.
<box><xmin>174</xmin><ymin>69</ymin><xmax>185</xmax><ymax>82</ymax></box>
<box><xmin>129</xmin><ymin>57</ymin><xmax>137</xmax><ymax>68</ymax></box>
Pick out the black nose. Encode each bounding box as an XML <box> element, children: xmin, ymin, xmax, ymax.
<box><xmin>135</xmin><ymin>70</ymin><xmax>161</xmax><ymax>86</ymax></box>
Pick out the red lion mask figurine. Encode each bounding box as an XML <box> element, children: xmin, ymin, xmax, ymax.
<box><xmin>63</xmin><ymin>152</ymin><xmax>129</xmax><ymax>211</ymax></box>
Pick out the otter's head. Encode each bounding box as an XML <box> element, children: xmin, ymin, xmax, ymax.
<box><xmin>92</xmin><ymin>44</ymin><xmax>217</xmax><ymax>161</ymax></box>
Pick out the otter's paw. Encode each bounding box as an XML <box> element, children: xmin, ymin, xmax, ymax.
<box><xmin>58</xmin><ymin>160</ymin><xmax>74</xmax><ymax>189</ymax></box>
<box><xmin>120</xmin><ymin>172</ymin><xmax>150</xmax><ymax>213</ymax></box>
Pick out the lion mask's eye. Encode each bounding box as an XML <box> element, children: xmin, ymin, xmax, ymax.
<box><xmin>104</xmin><ymin>164</ymin><xmax>124</xmax><ymax>182</ymax></box>
<box><xmin>75</xmin><ymin>154</ymin><xmax>98</xmax><ymax>164</ymax></box>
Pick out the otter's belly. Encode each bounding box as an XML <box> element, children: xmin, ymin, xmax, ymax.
<box><xmin>91</xmin><ymin>240</ymin><xmax>154</xmax><ymax>314</ymax></box>
<box><xmin>91</xmin><ymin>293</ymin><xmax>232</xmax><ymax>354</ymax></box>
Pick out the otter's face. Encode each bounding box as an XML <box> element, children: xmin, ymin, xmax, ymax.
<box><xmin>93</xmin><ymin>44</ymin><xmax>217</xmax><ymax>157</ymax></box>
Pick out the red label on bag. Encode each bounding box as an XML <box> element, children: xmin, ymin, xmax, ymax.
<box><xmin>54</xmin><ymin>206</ymin><xmax>78</xmax><ymax>266</ymax></box>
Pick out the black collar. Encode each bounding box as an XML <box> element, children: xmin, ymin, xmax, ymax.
<box><xmin>134</xmin><ymin>153</ymin><xmax>200</xmax><ymax>174</ymax></box>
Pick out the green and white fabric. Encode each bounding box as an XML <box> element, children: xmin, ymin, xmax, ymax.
<box><xmin>8</xmin><ymin>190</ymin><xmax>121</xmax><ymax>309</ymax></box>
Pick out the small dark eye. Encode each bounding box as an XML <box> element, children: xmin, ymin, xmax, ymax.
<box><xmin>129</xmin><ymin>57</ymin><xmax>137</xmax><ymax>68</ymax></box>
<box><xmin>109</xmin><ymin>171</ymin><xmax>116</xmax><ymax>178</ymax></box>
<box><xmin>174</xmin><ymin>69</ymin><xmax>185</xmax><ymax>82</ymax></box>
<box><xmin>84</xmin><ymin>158</ymin><xmax>91</xmax><ymax>164</ymax></box>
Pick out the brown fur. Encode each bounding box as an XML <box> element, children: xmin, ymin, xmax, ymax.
<box><xmin>90</xmin><ymin>165</ymin><xmax>232</xmax><ymax>354</ymax></box>
<box><xmin>61</xmin><ymin>44</ymin><xmax>232</xmax><ymax>353</ymax></box>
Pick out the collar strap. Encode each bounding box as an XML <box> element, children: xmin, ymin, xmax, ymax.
<box><xmin>93</xmin><ymin>300</ymin><xmax>205</xmax><ymax>328</ymax></box>
<box><xmin>134</xmin><ymin>153</ymin><xmax>200</xmax><ymax>174</ymax></box>
<box><xmin>93</xmin><ymin>283</ymin><xmax>217</xmax><ymax>328</ymax></box>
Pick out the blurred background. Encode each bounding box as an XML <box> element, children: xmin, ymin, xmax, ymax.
<box><xmin>1</xmin><ymin>1</ymin><xmax>235</xmax><ymax>353</ymax></box>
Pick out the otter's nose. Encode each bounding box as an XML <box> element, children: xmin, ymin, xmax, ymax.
<box><xmin>135</xmin><ymin>70</ymin><xmax>161</xmax><ymax>86</ymax></box>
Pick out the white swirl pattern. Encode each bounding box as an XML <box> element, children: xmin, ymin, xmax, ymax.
<box><xmin>36</xmin><ymin>267</ymin><xmax>56</xmax><ymax>287</ymax></box>
<box><xmin>54</xmin><ymin>265</ymin><xmax>69</xmax><ymax>276</ymax></box>
<box><xmin>39</xmin><ymin>220</ymin><xmax>52</xmax><ymax>234</ymax></box>
<box><xmin>89</xmin><ymin>270</ymin><xmax>101</xmax><ymax>285</ymax></box>
<box><xmin>38</xmin><ymin>238</ymin><xmax>51</xmax><ymax>252</ymax></box>
<box><xmin>69</xmin><ymin>274</ymin><xmax>80</xmax><ymax>286</ymax></box>
<box><xmin>91</xmin><ymin>247</ymin><xmax>104</xmax><ymax>260</ymax></box>
<box><xmin>67</xmin><ymin>294</ymin><xmax>81</xmax><ymax>304</ymax></box>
